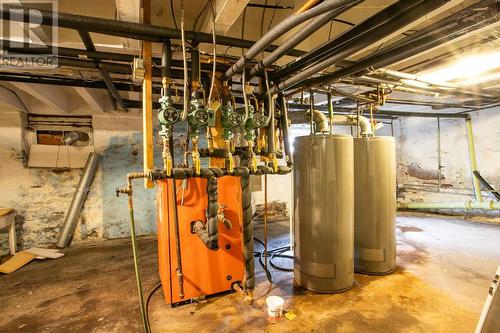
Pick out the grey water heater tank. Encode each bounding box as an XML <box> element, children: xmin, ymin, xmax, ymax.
<box><xmin>354</xmin><ymin>136</ymin><xmax>396</xmax><ymax>275</ymax></box>
<box><xmin>293</xmin><ymin>134</ymin><xmax>354</xmax><ymax>293</ymax></box>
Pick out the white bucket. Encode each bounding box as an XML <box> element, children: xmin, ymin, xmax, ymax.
<box><xmin>266</xmin><ymin>296</ymin><xmax>284</xmax><ymax>323</ymax></box>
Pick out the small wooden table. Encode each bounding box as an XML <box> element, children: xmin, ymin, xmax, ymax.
<box><xmin>0</xmin><ymin>208</ymin><xmax>16</xmax><ymax>255</ymax></box>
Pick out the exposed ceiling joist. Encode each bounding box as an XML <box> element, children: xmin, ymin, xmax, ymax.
<box><xmin>74</xmin><ymin>87</ymin><xmax>105</xmax><ymax>113</ymax></box>
<box><xmin>10</xmin><ymin>82</ymin><xmax>69</xmax><ymax>112</ymax></box>
<box><xmin>114</xmin><ymin>0</ymin><xmax>141</xmax><ymax>50</ymax></box>
<box><xmin>0</xmin><ymin>85</ymin><xmax>25</xmax><ymax>111</ymax></box>
<box><xmin>200</xmin><ymin>0</ymin><xmax>250</xmax><ymax>34</ymax></box>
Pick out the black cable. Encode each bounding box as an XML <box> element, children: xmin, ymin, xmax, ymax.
<box><xmin>253</xmin><ymin>236</ymin><xmax>294</xmax><ymax>283</ymax></box>
<box><xmin>170</xmin><ymin>0</ymin><xmax>178</xmax><ymax>30</ymax></box>
<box><xmin>192</xmin><ymin>1</ymin><xmax>210</xmax><ymax>31</ymax></box>
<box><xmin>145</xmin><ymin>282</ymin><xmax>163</xmax><ymax>330</ymax></box>
<box><xmin>0</xmin><ymin>85</ymin><xmax>29</xmax><ymax>113</ymax></box>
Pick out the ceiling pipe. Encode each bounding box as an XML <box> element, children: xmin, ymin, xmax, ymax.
<box><xmin>307</xmin><ymin>1</ymin><xmax>500</xmax><ymax>89</ymax></box>
<box><xmin>0</xmin><ymin>6</ymin><xmax>305</xmax><ymax>57</ymax></box>
<box><xmin>369</xmin><ymin>69</ymin><xmax>495</xmax><ymax>99</ymax></box>
<box><xmin>372</xmin><ymin>0</ymin><xmax>499</xmax><ymax>58</ymax></box>
<box><xmin>78</xmin><ymin>30</ymin><xmax>127</xmax><ymax>111</ymax></box>
<box><xmin>0</xmin><ymin>39</ymin><xmax>232</xmax><ymax>72</ymax></box>
<box><xmin>286</xmin><ymin>102</ymin><xmax>469</xmax><ymax>119</ymax></box>
<box><xmin>222</xmin><ymin>0</ymin><xmax>355</xmax><ymax>80</ymax></box>
<box><xmin>247</xmin><ymin>0</ymin><xmax>362</xmax><ymax>79</ymax></box>
<box><xmin>272</xmin><ymin>0</ymin><xmax>426</xmax><ymax>80</ymax></box>
<box><xmin>269</xmin><ymin>0</ymin><xmax>450</xmax><ymax>95</ymax></box>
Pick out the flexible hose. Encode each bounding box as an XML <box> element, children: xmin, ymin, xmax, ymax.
<box><xmin>126</xmin><ymin>184</ymin><xmax>150</xmax><ymax>333</ymax></box>
<box><xmin>253</xmin><ymin>236</ymin><xmax>293</xmax><ymax>284</ymax></box>
<box><xmin>180</xmin><ymin>0</ymin><xmax>188</xmax><ymax>120</ymax></box>
<box><xmin>208</xmin><ymin>0</ymin><xmax>216</xmax><ymax>105</ymax></box>
<box><xmin>242</xmin><ymin>69</ymin><xmax>249</xmax><ymax>122</ymax></box>
<box><xmin>241</xmin><ymin>173</ymin><xmax>255</xmax><ymax>291</ymax></box>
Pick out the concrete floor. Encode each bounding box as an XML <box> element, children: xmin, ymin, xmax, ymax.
<box><xmin>1</xmin><ymin>213</ymin><xmax>499</xmax><ymax>332</ymax></box>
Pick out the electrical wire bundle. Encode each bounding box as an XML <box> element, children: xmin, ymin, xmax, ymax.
<box><xmin>253</xmin><ymin>236</ymin><xmax>293</xmax><ymax>283</ymax></box>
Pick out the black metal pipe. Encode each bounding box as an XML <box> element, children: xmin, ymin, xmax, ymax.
<box><xmin>272</xmin><ymin>0</ymin><xmax>426</xmax><ymax>79</ymax></box>
<box><xmin>78</xmin><ymin>30</ymin><xmax>126</xmax><ymax>111</ymax></box>
<box><xmin>1</xmin><ymin>39</ymin><xmax>230</xmax><ymax>72</ymax></box>
<box><xmin>190</xmin><ymin>47</ymin><xmax>201</xmax><ymax>88</ymax></box>
<box><xmin>270</xmin><ymin>0</ymin><xmax>449</xmax><ymax>94</ymax></box>
<box><xmin>279</xmin><ymin>93</ymin><xmax>293</xmax><ymax>167</ymax></box>
<box><xmin>246</xmin><ymin>3</ymin><xmax>294</xmax><ymax>10</ymax></box>
<box><xmin>310</xmin><ymin>1</ymin><xmax>500</xmax><ymax>87</ymax></box>
<box><xmin>162</xmin><ymin>40</ymin><xmax>172</xmax><ymax>97</ymax></box>
<box><xmin>473</xmin><ymin>171</ymin><xmax>500</xmax><ymax>201</ymax></box>
<box><xmin>0</xmin><ymin>6</ymin><xmax>305</xmax><ymax>57</ymax></box>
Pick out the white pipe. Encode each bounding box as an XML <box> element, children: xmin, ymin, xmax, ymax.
<box><xmin>398</xmin><ymin>200</ymin><xmax>500</xmax><ymax>210</ymax></box>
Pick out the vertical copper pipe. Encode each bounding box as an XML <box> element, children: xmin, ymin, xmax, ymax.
<box><xmin>297</xmin><ymin>0</ymin><xmax>322</xmax><ymax>13</ymax></box>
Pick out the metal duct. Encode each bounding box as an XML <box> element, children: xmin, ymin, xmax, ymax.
<box><xmin>354</xmin><ymin>137</ymin><xmax>396</xmax><ymax>275</ymax></box>
<box><xmin>293</xmin><ymin>134</ymin><xmax>354</xmax><ymax>293</ymax></box>
<box><xmin>56</xmin><ymin>152</ymin><xmax>99</xmax><ymax>248</ymax></box>
<box><xmin>63</xmin><ymin>131</ymin><xmax>89</xmax><ymax>145</ymax></box>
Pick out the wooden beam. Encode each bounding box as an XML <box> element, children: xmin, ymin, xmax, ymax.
<box><xmin>74</xmin><ymin>87</ymin><xmax>105</xmax><ymax>113</ymax></box>
<box><xmin>10</xmin><ymin>82</ymin><xmax>68</xmax><ymax>112</ymax></box>
<box><xmin>142</xmin><ymin>0</ymin><xmax>154</xmax><ymax>189</ymax></box>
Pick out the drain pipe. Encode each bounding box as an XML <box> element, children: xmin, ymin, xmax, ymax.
<box><xmin>57</xmin><ymin>152</ymin><xmax>99</xmax><ymax>248</ymax></box>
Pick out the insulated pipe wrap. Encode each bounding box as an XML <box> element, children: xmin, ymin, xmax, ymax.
<box><xmin>241</xmin><ymin>173</ymin><xmax>255</xmax><ymax>290</ymax></box>
<box><xmin>192</xmin><ymin>177</ymin><xmax>219</xmax><ymax>250</ymax></box>
<box><xmin>223</xmin><ymin>0</ymin><xmax>355</xmax><ymax>79</ymax></box>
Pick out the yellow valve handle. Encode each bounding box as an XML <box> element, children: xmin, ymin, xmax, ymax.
<box><xmin>272</xmin><ymin>158</ymin><xmax>278</xmax><ymax>173</ymax></box>
<box><xmin>166</xmin><ymin>158</ymin><xmax>173</xmax><ymax>177</ymax></box>
<box><xmin>227</xmin><ymin>155</ymin><xmax>234</xmax><ymax>173</ymax></box>
<box><xmin>251</xmin><ymin>156</ymin><xmax>257</xmax><ymax>173</ymax></box>
<box><xmin>194</xmin><ymin>156</ymin><xmax>201</xmax><ymax>175</ymax></box>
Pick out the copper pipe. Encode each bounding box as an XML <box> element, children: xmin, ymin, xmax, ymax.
<box><xmin>297</xmin><ymin>0</ymin><xmax>322</xmax><ymax>13</ymax></box>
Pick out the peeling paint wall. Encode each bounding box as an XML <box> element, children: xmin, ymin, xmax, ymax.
<box><xmin>0</xmin><ymin>110</ymin><xmax>162</xmax><ymax>253</ymax></box>
<box><xmin>395</xmin><ymin>107</ymin><xmax>500</xmax><ymax>205</ymax></box>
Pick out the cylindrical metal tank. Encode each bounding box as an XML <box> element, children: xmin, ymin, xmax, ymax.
<box><xmin>354</xmin><ymin>136</ymin><xmax>396</xmax><ymax>275</ymax></box>
<box><xmin>293</xmin><ymin>134</ymin><xmax>354</xmax><ymax>293</ymax></box>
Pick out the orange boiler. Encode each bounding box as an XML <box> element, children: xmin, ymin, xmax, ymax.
<box><xmin>156</xmin><ymin>176</ymin><xmax>245</xmax><ymax>305</ymax></box>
